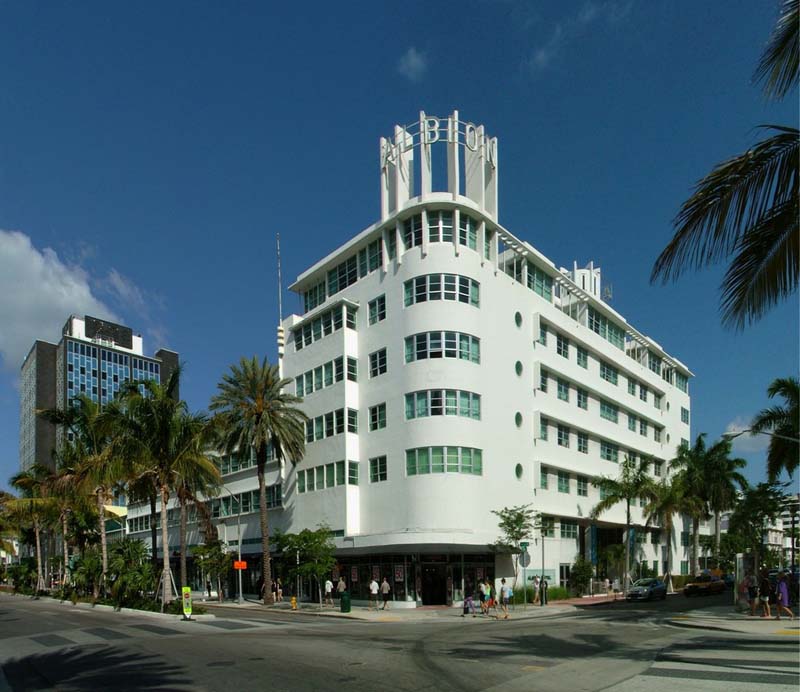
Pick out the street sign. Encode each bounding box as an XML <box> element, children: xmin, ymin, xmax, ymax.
<box><xmin>520</xmin><ymin>541</ymin><xmax>529</xmax><ymax>549</ymax></box>
<box><xmin>233</xmin><ymin>560</ymin><xmax>247</xmax><ymax>570</ymax></box>
<box><xmin>181</xmin><ymin>586</ymin><xmax>192</xmax><ymax>619</ymax></box>
<box><xmin>520</xmin><ymin>552</ymin><xmax>531</xmax><ymax>568</ymax></box>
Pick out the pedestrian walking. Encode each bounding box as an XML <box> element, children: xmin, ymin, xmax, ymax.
<box><xmin>603</xmin><ymin>577</ymin><xmax>610</xmax><ymax>596</ymax></box>
<box><xmin>478</xmin><ymin>579</ymin><xmax>487</xmax><ymax>615</ymax></box>
<box><xmin>532</xmin><ymin>575</ymin><xmax>541</xmax><ymax>605</ymax></box>
<box><xmin>759</xmin><ymin>570</ymin><xmax>772</xmax><ymax>618</ymax></box>
<box><xmin>369</xmin><ymin>577</ymin><xmax>380</xmax><ymax>610</ymax></box>
<box><xmin>745</xmin><ymin>573</ymin><xmax>759</xmax><ymax>616</ymax></box>
<box><xmin>498</xmin><ymin>578</ymin><xmax>510</xmax><ymax>620</ymax></box>
<box><xmin>276</xmin><ymin>578</ymin><xmax>283</xmax><ymax>602</ymax></box>
<box><xmin>774</xmin><ymin>573</ymin><xmax>795</xmax><ymax>620</ymax></box>
<box><xmin>541</xmin><ymin>577</ymin><xmax>549</xmax><ymax>605</ymax></box>
<box><xmin>324</xmin><ymin>577</ymin><xmax>334</xmax><ymax>606</ymax></box>
<box><xmin>337</xmin><ymin>576</ymin><xmax>347</xmax><ymax>596</ymax></box>
<box><xmin>485</xmin><ymin>579</ymin><xmax>495</xmax><ymax>616</ymax></box>
<box><xmin>380</xmin><ymin>577</ymin><xmax>391</xmax><ymax>609</ymax></box>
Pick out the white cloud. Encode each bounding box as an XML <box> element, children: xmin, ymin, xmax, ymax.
<box><xmin>725</xmin><ymin>416</ymin><xmax>770</xmax><ymax>454</ymax></box>
<box><xmin>397</xmin><ymin>47</ymin><xmax>428</xmax><ymax>83</ymax></box>
<box><xmin>528</xmin><ymin>1</ymin><xmax>633</xmax><ymax>74</ymax></box>
<box><xmin>0</xmin><ymin>230</ymin><xmax>118</xmax><ymax>370</ymax></box>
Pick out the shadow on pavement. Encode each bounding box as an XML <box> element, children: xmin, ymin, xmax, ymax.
<box><xmin>3</xmin><ymin>645</ymin><xmax>192</xmax><ymax>691</ymax></box>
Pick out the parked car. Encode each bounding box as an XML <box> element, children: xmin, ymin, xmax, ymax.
<box><xmin>722</xmin><ymin>573</ymin><xmax>735</xmax><ymax>589</ymax></box>
<box><xmin>683</xmin><ymin>574</ymin><xmax>726</xmax><ymax>597</ymax></box>
<box><xmin>626</xmin><ymin>578</ymin><xmax>667</xmax><ymax>601</ymax></box>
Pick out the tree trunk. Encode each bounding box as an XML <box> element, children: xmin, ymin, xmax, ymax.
<box><xmin>34</xmin><ymin>519</ymin><xmax>44</xmax><ymax>593</ymax></box>
<box><xmin>179</xmin><ymin>491</ymin><xmax>188</xmax><ymax>589</ymax></box>
<box><xmin>665</xmin><ymin>518</ymin><xmax>673</xmax><ymax>593</ymax></box>
<box><xmin>691</xmin><ymin>516</ymin><xmax>700</xmax><ymax>575</ymax></box>
<box><xmin>150</xmin><ymin>491</ymin><xmax>158</xmax><ymax>569</ymax></box>
<box><xmin>160</xmin><ymin>484</ymin><xmax>172</xmax><ymax>611</ymax></box>
<box><xmin>257</xmin><ymin>446</ymin><xmax>272</xmax><ymax>605</ymax></box>
<box><xmin>62</xmin><ymin>513</ymin><xmax>70</xmax><ymax>587</ymax></box>
<box><xmin>624</xmin><ymin>501</ymin><xmax>631</xmax><ymax>593</ymax></box>
<box><xmin>97</xmin><ymin>489</ymin><xmax>108</xmax><ymax>593</ymax></box>
<box><xmin>714</xmin><ymin>511</ymin><xmax>721</xmax><ymax>562</ymax></box>
<box><xmin>217</xmin><ymin>575</ymin><xmax>223</xmax><ymax>603</ymax></box>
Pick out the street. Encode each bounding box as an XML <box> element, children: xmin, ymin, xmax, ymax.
<box><xmin>1</xmin><ymin>592</ymin><xmax>798</xmax><ymax>691</ymax></box>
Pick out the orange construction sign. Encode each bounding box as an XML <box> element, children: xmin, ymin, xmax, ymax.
<box><xmin>234</xmin><ymin>560</ymin><xmax>247</xmax><ymax>570</ymax></box>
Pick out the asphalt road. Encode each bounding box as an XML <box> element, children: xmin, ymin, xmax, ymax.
<box><xmin>1</xmin><ymin>592</ymin><xmax>797</xmax><ymax>691</ymax></box>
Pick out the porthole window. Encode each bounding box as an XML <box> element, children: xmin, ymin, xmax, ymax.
<box><xmin>515</xmin><ymin>312</ymin><xmax>522</xmax><ymax>327</ymax></box>
<box><xmin>515</xmin><ymin>361</ymin><xmax>523</xmax><ymax>376</ymax></box>
<box><xmin>666</xmin><ymin>402</ymin><xmax>671</xmax><ymax>411</ymax></box>
<box><xmin>515</xmin><ymin>463</ymin><xmax>523</xmax><ymax>479</ymax></box>
<box><xmin>667</xmin><ymin>434</ymin><xmax>671</xmax><ymax>443</ymax></box>
<box><xmin>515</xmin><ymin>412</ymin><xmax>523</xmax><ymax>428</ymax></box>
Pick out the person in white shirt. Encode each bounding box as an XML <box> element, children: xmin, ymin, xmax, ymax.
<box><xmin>369</xmin><ymin>578</ymin><xmax>380</xmax><ymax>610</ymax></box>
<box><xmin>324</xmin><ymin>578</ymin><xmax>334</xmax><ymax>606</ymax></box>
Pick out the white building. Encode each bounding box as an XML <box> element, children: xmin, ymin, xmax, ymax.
<box><xmin>129</xmin><ymin>112</ymin><xmax>695</xmax><ymax>604</ymax></box>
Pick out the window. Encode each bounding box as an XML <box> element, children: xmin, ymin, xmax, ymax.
<box><xmin>561</xmin><ymin>520</ymin><xmax>578</xmax><ymax>539</ymax></box>
<box><xmin>599</xmin><ymin>361</ymin><xmax>618</xmax><ymax>385</ymax></box>
<box><xmin>540</xmin><ymin>467</ymin><xmax>548</xmax><ymax>489</ymax></box>
<box><xmin>627</xmin><ymin>378</ymin><xmax>636</xmax><ymax>396</ymax></box>
<box><xmin>676</xmin><ymin>372</ymin><xmax>688</xmax><ymax>393</ymax></box>
<box><xmin>368</xmin><ymin>295</ymin><xmax>386</xmax><ymax>325</ymax></box>
<box><xmin>681</xmin><ymin>407</ymin><xmax>689</xmax><ymax>424</ymax></box>
<box><xmin>639</xmin><ymin>419</ymin><xmax>648</xmax><ymax>437</ymax></box>
<box><xmin>600</xmin><ymin>400</ymin><xmax>619</xmax><ymax>423</ymax></box>
<box><xmin>557</xmin><ymin>333</ymin><xmax>569</xmax><ymax>358</ymax></box>
<box><xmin>369</xmin><ymin>456</ymin><xmax>387</xmax><ymax>483</ymax></box>
<box><xmin>326</xmin><ymin>463</ymin><xmax>334</xmax><ymax>488</ymax></box>
<box><xmin>540</xmin><ymin>417</ymin><xmax>549</xmax><ymax>441</ymax></box>
<box><xmin>651</xmin><ymin>530</ymin><xmax>661</xmax><ymax>545</ymax></box>
<box><xmin>347</xmin><ymin>357</ymin><xmax>358</xmax><ymax>382</ymax></box>
<box><xmin>293</xmin><ymin>305</ymin><xmax>345</xmax><ymax>351</ymax></box>
<box><xmin>654</xmin><ymin>461</ymin><xmax>663</xmax><ymax>476</ymax></box>
<box><xmin>577</xmin><ymin>346</ymin><xmax>588</xmax><ymax>368</ymax></box>
<box><xmin>600</xmin><ymin>440</ymin><xmax>619</xmax><ymax>462</ymax></box>
<box><xmin>577</xmin><ymin>388</ymin><xmax>588</xmax><ymax>410</ymax></box>
<box><xmin>405</xmin><ymin>331</ymin><xmax>480</xmax><ymax>364</ymax></box>
<box><xmin>406</xmin><ymin>389</ymin><xmax>480</xmax><ymax>420</ymax></box>
<box><xmin>628</xmin><ymin>414</ymin><xmax>637</xmax><ymax>432</ymax></box>
<box><xmin>648</xmin><ymin>352</ymin><xmax>662</xmax><ymax>376</ymax></box>
<box><xmin>348</xmin><ymin>461</ymin><xmax>360</xmax><ymax>485</ymax></box>
<box><xmin>539</xmin><ymin>325</ymin><xmax>547</xmax><ymax>346</ymax></box>
<box><xmin>557</xmin><ymin>425</ymin><xmax>570</xmax><ymax>448</ymax></box>
<box><xmin>540</xmin><ymin>516</ymin><xmax>555</xmax><ymax>538</ymax></box>
<box><xmin>404</xmin><ymin>274</ymin><xmax>480</xmax><ymax>307</ymax></box>
<box><xmin>540</xmin><ymin>370</ymin><xmax>548</xmax><ymax>393</ymax></box>
<box><xmin>654</xmin><ymin>427</ymin><xmax>662</xmax><ymax>443</ymax></box>
<box><xmin>526</xmin><ymin>262</ymin><xmax>553</xmax><ymax>301</ymax></box>
<box><xmin>428</xmin><ymin>210</ymin><xmax>454</xmax><ymax>243</ymax></box>
<box><xmin>587</xmin><ymin>307</ymin><xmax>625</xmax><ymax>350</ymax></box>
<box><xmin>458</xmin><ymin>214</ymin><xmax>478</xmax><ymax>250</ymax></box>
<box><xmin>558</xmin><ymin>470</ymin><xmax>570</xmax><ymax>493</ymax></box>
<box><xmin>577</xmin><ymin>475</ymin><xmax>588</xmax><ymax>496</ymax></box>
<box><xmin>639</xmin><ymin>384</ymin><xmax>648</xmax><ymax>402</ymax></box>
<box><xmin>347</xmin><ymin>409</ymin><xmax>358</xmax><ymax>433</ymax></box>
<box><xmin>403</xmin><ymin>214</ymin><xmax>423</xmax><ymax>248</ymax></box>
<box><xmin>653</xmin><ymin>393</ymin><xmax>662</xmax><ymax>410</ymax></box>
<box><xmin>680</xmin><ymin>532</ymin><xmax>689</xmax><ymax>547</ymax></box>
<box><xmin>680</xmin><ymin>561</ymin><xmax>689</xmax><ymax>576</ymax></box>
<box><xmin>557</xmin><ymin>378</ymin><xmax>569</xmax><ymax>402</ymax></box>
<box><xmin>369</xmin><ymin>348</ymin><xmax>387</xmax><ymax>377</ymax></box>
<box><xmin>577</xmin><ymin>432</ymin><xmax>588</xmax><ymax>454</ymax></box>
<box><xmin>405</xmin><ymin>446</ymin><xmax>482</xmax><ymax>476</ymax></box>
<box><xmin>306</xmin><ymin>408</ymin><xmax>351</xmax><ymax>442</ymax></box>
<box><xmin>336</xmin><ymin>460</ymin><xmax>345</xmax><ymax>485</ymax></box>
<box><xmin>369</xmin><ymin>403</ymin><xmax>386</xmax><ymax>431</ymax></box>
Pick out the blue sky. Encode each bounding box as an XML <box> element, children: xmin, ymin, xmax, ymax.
<box><xmin>0</xmin><ymin>1</ymin><xmax>797</xmax><ymax>491</ymax></box>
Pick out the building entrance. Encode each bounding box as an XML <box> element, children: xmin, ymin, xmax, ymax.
<box><xmin>421</xmin><ymin>564</ymin><xmax>447</xmax><ymax>605</ymax></box>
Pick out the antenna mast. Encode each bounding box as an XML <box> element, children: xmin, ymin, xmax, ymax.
<box><xmin>276</xmin><ymin>233</ymin><xmax>283</xmax><ymax>322</ymax></box>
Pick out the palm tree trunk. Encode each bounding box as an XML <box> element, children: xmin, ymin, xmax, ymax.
<box><xmin>691</xmin><ymin>517</ymin><xmax>700</xmax><ymax>575</ymax></box>
<box><xmin>160</xmin><ymin>484</ymin><xmax>172</xmax><ymax>611</ymax></box>
<box><xmin>62</xmin><ymin>513</ymin><xmax>70</xmax><ymax>587</ymax></box>
<box><xmin>34</xmin><ymin>519</ymin><xmax>44</xmax><ymax>593</ymax></box>
<box><xmin>624</xmin><ymin>501</ymin><xmax>631</xmax><ymax>592</ymax></box>
<box><xmin>665</xmin><ymin>518</ymin><xmax>673</xmax><ymax>594</ymax></box>
<box><xmin>97</xmin><ymin>490</ymin><xmax>108</xmax><ymax>592</ymax></box>
<box><xmin>150</xmin><ymin>490</ymin><xmax>158</xmax><ymax>569</ymax></box>
<box><xmin>257</xmin><ymin>447</ymin><xmax>272</xmax><ymax>605</ymax></box>
<box><xmin>714</xmin><ymin>511</ymin><xmax>721</xmax><ymax>561</ymax></box>
<box><xmin>179</xmin><ymin>492</ymin><xmax>188</xmax><ymax>589</ymax></box>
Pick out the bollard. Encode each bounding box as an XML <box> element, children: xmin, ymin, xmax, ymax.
<box><xmin>291</xmin><ymin>596</ymin><xmax>297</xmax><ymax>611</ymax></box>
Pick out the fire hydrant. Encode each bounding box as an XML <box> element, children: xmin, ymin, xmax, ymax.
<box><xmin>291</xmin><ymin>596</ymin><xmax>297</xmax><ymax>611</ymax></box>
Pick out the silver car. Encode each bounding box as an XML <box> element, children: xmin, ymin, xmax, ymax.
<box><xmin>626</xmin><ymin>578</ymin><xmax>667</xmax><ymax>601</ymax></box>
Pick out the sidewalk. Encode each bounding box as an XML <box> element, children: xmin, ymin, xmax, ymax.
<box><xmin>666</xmin><ymin>604</ymin><xmax>800</xmax><ymax>636</ymax></box>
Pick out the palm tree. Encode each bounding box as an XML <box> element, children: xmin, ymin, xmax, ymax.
<box><xmin>39</xmin><ymin>394</ymin><xmax>123</xmax><ymax>591</ymax></box>
<box><xmin>643</xmin><ymin>478</ymin><xmax>683</xmax><ymax>592</ymax></box>
<box><xmin>651</xmin><ymin>0</ymin><xmax>798</xmax><ymax>328</ymax></box>
<box><xmin>751</xmin><ymin>376</ymin><xmax>800</xmax><ymax>480</ymax></box>
<box><xmin>210</xmin><ymin>357</ymin><xmax>307</xmax><ymax>605</ymax></box>
<box><xmin>704</xmin><ymin>442</ymin><xmax>748</xmax><ymax>557</ymax></box>
<box><xmin>590</xmin><ymin>455</ymin><xmax>657</xmax><ymax>592</ymax></box>
<box><xmin>114</xmin><ymin>371</ymin><xmax>219</xmax><ymax>610</ymax></box>
<box><xmin>8</xmin><ymin>465</ymin><xmax>52</xmax><ymax>593</ymax></box>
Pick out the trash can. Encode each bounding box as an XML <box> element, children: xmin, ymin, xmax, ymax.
<box><xmin>340</xmin><ymin>591</ymin><xmax>351</xmax><ymax>613</ymax></box>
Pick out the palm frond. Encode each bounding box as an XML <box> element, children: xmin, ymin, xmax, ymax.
<box><xmin>753</xmin><ymin>0</ymin><xmax>799</xmax><ymax>100</ymax></box>
<box><xmin>720</xmin><ymin>197</ymin><xmax>799</xmax><ymax>327</ymax></box>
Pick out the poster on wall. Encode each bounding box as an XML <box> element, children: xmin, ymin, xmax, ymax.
<box><xmin>476</xmin><ymin>567</ymin><xmax>484</xmax><ymax>581</ymax></box>
<box><xmin>351</xmin><ymin>566</ymin><xmax>358</xmax><ymax>583</ymax></box>
<box><xmin>394</xmin><ymin>565</ymin><xmax>404</xmax><ymax>582</ymax></box>
<box><xmin>372</xmin><ymin>565</ymin><xmax>380</xmax><ymax>581</ymax></box>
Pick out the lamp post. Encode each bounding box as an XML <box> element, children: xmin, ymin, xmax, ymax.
<box><xmin>219</xmin><ymin>487</ymin><xmax>244</xmax><ymax>605</ymax></box>
<box><xmin>721</xmin><ymin>429</ymin><xmax>800</xmax><ymax>443</ymax></box>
